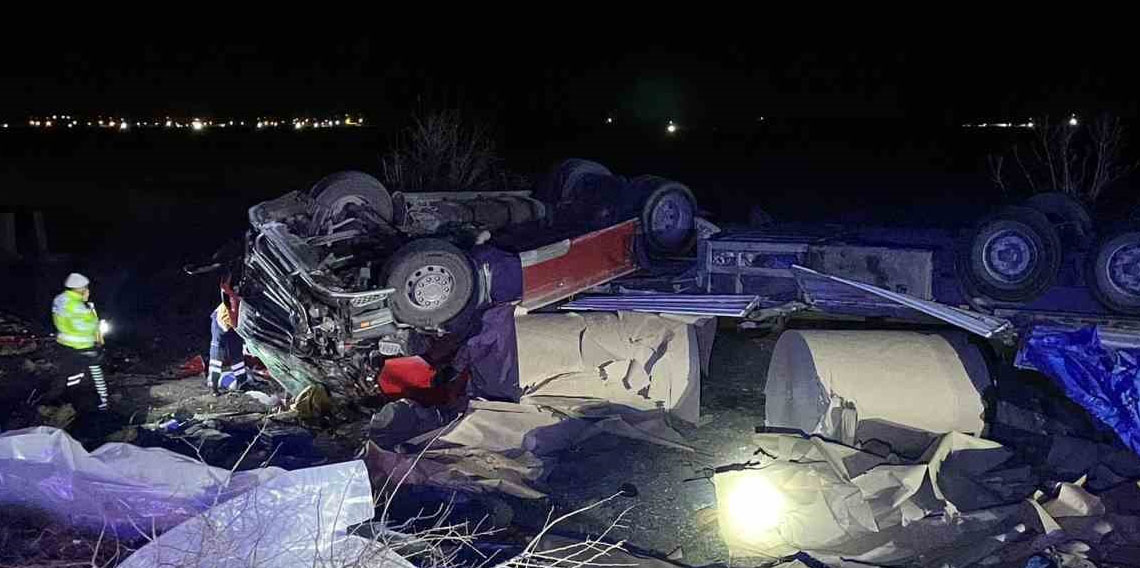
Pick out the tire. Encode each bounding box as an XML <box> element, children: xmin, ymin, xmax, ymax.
<box><xmin>1024</xmin><ymin>192</ymin><xmax>1093</xmax><ymax>247</ymax></box>
<box><xmin>1088</xmin><ymin>229</ymin><xmax>1140</xmax><ymax>314</ymax></box>
<box><xmin>310</xmin><ymin>171</ymin><xmax>394</xmax><ymax>225</ymax></box>
<box><xmin>959</xmin><ymin>206</ymin><xmax>1062</xmax><ymax>303</ymax></box>
<box><xmin>632</xmin><ymin>176</ymin><xmax>698</xmax><ymax>255</ymax></box>
<box><xmin>535</xmin><ymin>159</ymin><xmax>613</xmax><ymax>205</ymax></box>
<box><xmin>384</xmin><ymin>239</ymin><xmax>475</xmax><ymax>327</ymax></box>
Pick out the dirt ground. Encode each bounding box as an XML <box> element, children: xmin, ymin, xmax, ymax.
<box><xmin>1</xmin><ymin>308</ymin><xmax>774</xmax><ymax>565</ymax></box>
<box><xmin>519</xmin><ymin>330</ymin><xmax>776</xmax><ymax>565</ymax></box>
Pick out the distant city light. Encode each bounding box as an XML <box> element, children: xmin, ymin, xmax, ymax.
<box><xmin>2</xmin><ymin>124</ymin><xmax>7</xmax><ymax>129</ymax></box>
<box><xmin>666</xmin><ymin>121</ymin><xmax>677</xmax><ymax>134</ymax></box>
<box><xmin>606</xmin><ymin>117</ymin><xmax>614</xmax><ymax>124</ymax></box>
<box><xmin>1069</xmin><ymin>116</ymin><xmax>1079</xmax><ymax>126</ymax></box>
<box><xmin>4</xmin><ymin>113</ymin><xmax>367</xmax><ymax>135</ymax></box>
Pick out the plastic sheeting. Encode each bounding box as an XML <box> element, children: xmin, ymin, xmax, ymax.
<box><xmin>1020</xmin><ymin>326</ymin><xmax>1140</xmax><ymax>456</ymax></box>
<box><xmin>765</xmin><ymin>330</ymin><xmax>988</xmax><ymax>449</ymax></box>
<box><xmin>0</xmin><ymin>426</ymin><xmax>281</xmax><ymax>536</ymax></box>
<box><xmin>121</xmin><ymin>460</ymin><xmax>387</xmax><ymax>568</ymax></box>
<box><xmin>0</xmin><ymin>427</ymin><xmax>397</xmax><ymax>568</ymax></box>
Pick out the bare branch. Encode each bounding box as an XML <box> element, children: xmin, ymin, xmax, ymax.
<box><xmin>987</xmin><ymin>154</ymin><xmax>1007</xmax><ymax>194</ymax></box>
<box><xmin>1013</xmin><ymin>145</ymin><xmax>1038</xmax><ymax>192</ymax></box>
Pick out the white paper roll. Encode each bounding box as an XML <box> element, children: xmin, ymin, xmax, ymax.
<box><xmin>765</xmin><ymin>330</ymin><xmax>988</xmax><ymax>441</ymax></box>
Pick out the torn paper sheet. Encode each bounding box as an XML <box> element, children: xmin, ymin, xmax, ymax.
<box><xmin>714</xmin><ymin>432</ymin><xmax>1042</xmax><ymax>564</ymax></box>
<box><xmin>366</xmin><ymin>400</ymin><xmax>690</xmax><ymax>499</ymax></box>
<box><xmin>516</xmin><ymin>311</ymin><xmax>709</xmax><ymax>424</ymax></box>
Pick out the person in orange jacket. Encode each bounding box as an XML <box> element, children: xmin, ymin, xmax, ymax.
<box><xmin>207</xmin><ymin>284</ymin><xmax>247</xmax><ymax>394</ymax></box>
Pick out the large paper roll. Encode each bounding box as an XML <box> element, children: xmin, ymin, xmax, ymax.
<box><xmin>765</xmin><ymin>330</ymin><xmax>988</xmax><ymax>441</ymax></box>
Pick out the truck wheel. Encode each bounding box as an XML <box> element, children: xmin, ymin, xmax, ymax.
<box><xmin>960</xmin><ymin>206</ymin><xmax>1061</xmax><ymax>303</ymax></box>
<box><xmin>1024</xmin><ymin>192</ymin><xmax>1093</xmax><ymax>247</ymax></box>
<box><xmin>384</xmin><ymin>239</ymin><xmax>475</xmax><ymax>327</ymax></box>
<box><xmin>536</xmin><ymin>159</ymin><xmax>612</xmax><ymax>205</ymax></box>
<box><xmin>1089</xmin><ymin>229</ymin><xmax>1140</xmax><ymax>314</ymax></box>
<box><xmin>310</xmin><ymin>171</ymin><xmax>394</xmax><ymax>224</ymax></box>
<box><xmin>633</xmin><ymin>176</ymin><xmax>698</xmax><ymax>255</ymax></box>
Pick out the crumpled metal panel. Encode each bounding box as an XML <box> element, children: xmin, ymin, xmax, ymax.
<box><xmin>792</xmin><ymin>265</ymin><xmax>1013</xmax><ymax>339</ymax></box>
<box><xmin>561</xmin><ymin>294</ymin><xmax>759</xmax><ymax>317</ymax></box>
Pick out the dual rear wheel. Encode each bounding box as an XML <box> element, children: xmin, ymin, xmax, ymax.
<box><xmin>960</xmin><ymin>192</ymin><xmax>1140</xmax><ymax>314</ymax></box>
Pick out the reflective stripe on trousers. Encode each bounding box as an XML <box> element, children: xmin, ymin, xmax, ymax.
<box><xmin>89</xmin><ymin>365</ymin><xmax>108</xmax><ymax>408</ymax></box>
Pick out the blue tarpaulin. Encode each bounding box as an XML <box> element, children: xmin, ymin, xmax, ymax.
<box><xmin>1020</xmin><ymin>326</ymin><xmax>1140</xmax><ymax>455</ymax></box>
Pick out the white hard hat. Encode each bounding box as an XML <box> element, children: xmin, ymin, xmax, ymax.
<box><xmin>64</xmin><ymin>273</ymin><xmax>90</xmax><ymax>289</ymax></box>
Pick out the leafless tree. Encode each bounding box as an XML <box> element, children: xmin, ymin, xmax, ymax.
<box><xmin>381</xmin><ymin>110</ymin><xmax>523</xmax><ymax>192</ymax></box>
<box><xmin>987</xmin><ymin>114</ymin><xmax>1136</xmax><ymax>204</ymax></box>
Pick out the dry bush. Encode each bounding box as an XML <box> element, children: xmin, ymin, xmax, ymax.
<box><xmin>988</xmin><ymin>114</ymin><xmax>1136</xmax><ymax>203</ymax></box>
<box><xmin>381</xmin><ymin>111</ymin><xmax>526</xmax><ymax>192</ymax></box>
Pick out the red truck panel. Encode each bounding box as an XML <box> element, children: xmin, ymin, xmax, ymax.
<box><xmin>520</xmin><ymin>219</ymin><xmax>639</xmax><ymax>311</ymax></box>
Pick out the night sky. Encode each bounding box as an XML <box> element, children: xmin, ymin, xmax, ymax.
<box><xmin>4</xmin><ymin>33</ymin><xmax>1138</xmax><ymax>130</ymax></box>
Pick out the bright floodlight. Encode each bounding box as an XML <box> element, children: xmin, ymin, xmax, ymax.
<box><xmin>719</xmin><ymin>473</ymin><xmax>785</xmax><ymax>541</ymax></box>
<box><xmin>191</xmin><ymin>120</ymin><xmax>204</xmax><ymax>131</ymax></box>
<box><xmin>1069</xmin><ymin>116</ymin><xmax>1079</xmax><ymax>126</ymax></box>
<box><xmin>119</xmin><ymin>122</ymin><xmax>129</xmax><ymax>130</ymax></box>
<box><xmin>667</xmin><ymin>123</ymin><xmax>677</xmax><ymax>134</ymax></box>
<box><xmin>99</xmin><ymin>320</ymin><xmax>112</xmax><ymax>336</ymax></box>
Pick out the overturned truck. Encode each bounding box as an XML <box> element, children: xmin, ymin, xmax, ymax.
<box><xmin>228</xmin><ymin>160</ymin><xmax>698</xmax><ymax>403</ymax></box>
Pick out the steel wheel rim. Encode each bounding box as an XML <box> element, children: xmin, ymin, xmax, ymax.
<box><xmin>407</xmin><ymin>265</ymin><xmax>454</xmax><ymax>310</ymax></box>
<box><xmin>650</xmin><ymin>191</ymin><xmax>694</xmax><ymax>248</ymax></box>
<box><xmin>1107</xmin><ymin>242</ymin><xmax>1140</xmax><ymax>297</ymax></box>
<box><xmin>983</xmin><ymin>229</ymin><xmax>1037</xmax><ymax>283</ymax></box>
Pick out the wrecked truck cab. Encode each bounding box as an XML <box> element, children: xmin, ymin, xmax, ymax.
<box><xmin>233</xmin><ymin>163</ymin><xmax>699</xmax><ymax>405</ymax></box>
<box><xmin>240</xmin><ymin>186</ymin><xmax>410</xmax><ymax>401</ymax></box>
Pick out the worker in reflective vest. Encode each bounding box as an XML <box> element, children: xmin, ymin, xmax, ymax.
<box><xmin>51</xmin><ymin>273</ymin><xmax>110</xmax><ymax>411</ymax></box>
<box><xmin>208</xmin><ymin>297</ymin><xmax>247</xmax><ymax>393</ymax></box>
